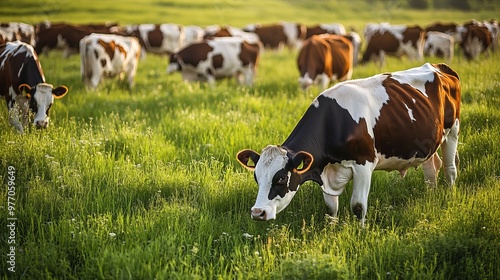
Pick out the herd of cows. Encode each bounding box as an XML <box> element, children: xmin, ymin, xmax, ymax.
<box><xmin>0</xmin><ymin>18</ymin><xmax>496</xmax><ymax>222</ymax></box>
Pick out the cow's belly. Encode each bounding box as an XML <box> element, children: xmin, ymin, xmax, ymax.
<box><xmin>375</xmin><ymin>153</ymin><xmax>429</xmax><ymax>172</ymax></box>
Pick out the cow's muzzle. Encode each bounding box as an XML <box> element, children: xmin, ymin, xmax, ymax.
<box><xmin>35</xmin><ymin>120</ymin><xmax>49</xmax><ymax>129</ymax></box>
<box><xmin>250</xmin><ymin>207</ymin><xmax>274</xmax><ymax>221</ymax></box>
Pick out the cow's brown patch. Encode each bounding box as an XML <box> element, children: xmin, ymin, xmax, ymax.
<box><xmin>212</xmin><ymin>54</ymin><xmax>223</xmax><ymax>69</ymax></box>
<box><xmin>238</xmin><ymin>42</ymin><xmax>260</xmax><ymax>68</ymax></box>
<box><xmin>402</xmin><ymin>26</ymin><xmax>424</xmax><ymax>48</ymax></box>
<box><xmin>374</xmin><ymin>75</ymin><xmax>442</xmax><ymax>159</ymax></box>
<box><xmin>176</xmin><ymin>43</ymin><xmax>214</xmax><ymax>67</ymax></box>
<box><xmin>345</xmin><ymin>118</ymin><xmax>376</xmax><ymax>164</ymax></box>
<box><xmin>147</xmin><ymin>25</ymin><xmax>164</xmax><ymax>48</ymax></box>
<box><xmin>98</xmin><ymin>39</ymin><xmax>115</xmax><ymax>60</ymax></box>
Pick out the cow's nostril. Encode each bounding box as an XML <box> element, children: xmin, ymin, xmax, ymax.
<box><xmin>251</xmin><ymin>208</ymin><xmax>267</xmax><ymax>220</ymax></box>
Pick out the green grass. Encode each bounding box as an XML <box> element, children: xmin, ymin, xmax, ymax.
<box><xmin>1</xmin><ymin>0</ymin><xmax>500</xmax><ymax>279</ymax></box>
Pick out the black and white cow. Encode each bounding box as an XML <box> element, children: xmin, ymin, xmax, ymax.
<box><xmin>237</xmin><ymin>63</ymin><xmax>461</xmax><ymax>226</ymax></box>
<box><xmin>0</xmin><ymin>41</ymin><xmax>68</xmax><ymax>133</ymax></box>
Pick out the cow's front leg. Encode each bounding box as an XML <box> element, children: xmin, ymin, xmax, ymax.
<box><xmin>320</xmin><ymin>163</ymin><xmax>353</xmax><ymax>218</ymax></box>
<box><xmin>350</xmin><ymin>163</ymin><xmax>375</xmax><ymax>227</ymax></box>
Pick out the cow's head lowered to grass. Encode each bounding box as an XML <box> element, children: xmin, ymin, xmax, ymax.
<box><xmin>237</xmin><ymin>145</ymin><xmax>313</xmax><ymax>221</ymax></box>
<box><xmin>18</xmin><ymin>83</ymin><xmax>68</xmax><ymax>129</ymax></box>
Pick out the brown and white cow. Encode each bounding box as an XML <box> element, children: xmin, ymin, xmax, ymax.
<box><xmin>361</xmin><ymin>23</ymin><xmax>425</xmax><ymax>67</ymax></box>
<box><xmin>34</xmin><ymin>22</ymin><xmax>118</xmax><ymax>57</ymax></box>
<box><xmin>297</xmin><ymin>34</ymin><xmax>353</xmax><ymax>90</ymax></box>
<box><xmin>424</xmin><ymin>31</ymin><xmax>455</xmax><ymax>62</ymax></box>
<box><xmin>167</xmin><ymin>37</ymin><xmax>260</xmax><ymax>86</ymax></box>
<box><xmin>237</xmin><ymin>63</ymin><xmax>460</xmax><ymax>226</ymax></box>
<box><xmin>204</xmin><ymin>25</ymin><xmax>261</xmax><ymax>45</ymax></box>
<box><xmin>0</xmin><ymin>41</ymin><xmax>68</xmax><ymax>133</ymax></box>
<box><xmin>306</xmin><ymin>23</ymin><xmax>347</xmax><ymax>38</ymax></box>
<box><xmin>425</xmin><ymin>22</ymin><xmax>462</xmax><ymax>42</ymax></box>
<box><xmin>459</xmin><ymin>25</ymin><xmax>492</xmax><ymax>60</ymax></box>
<box><xmin>243</xmin><ymin>22</ymin><xmax>306</xmax><ymax>50</ymax></box>
<box><xmin>0</xmin><ymin>22</ymin><xmax>36</xmax><ymax>46</ymax></box>
<box><xmin>80</xmin><ymin>33</ymin><xmax>141</xmax><ymax>90</ymax></box>
<box><xmin>122</xmin><ymin>23</ymin><xmax>185</xmax><ymax>56</ymax></box>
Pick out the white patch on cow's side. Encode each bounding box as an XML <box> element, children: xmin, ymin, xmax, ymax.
<box><xmin>389</xmin><ymin>63</ymin><xmax>436</xmax><ymax>97</ymax></box>
<box><xmin>412</xmin><ymin>98</ymin><xmax>416</xmax><ymax>103</ymax></box>
<box><xmin>320</xmin><ymin>74</ymin><xmax>389</xmax><ymax>137</ymax></box>
<box><xmin>404</xmin><ymin>103</ymin><xmax>416</xmax><ymax>122</ymax></box>
<box><xmin>281</xmin><ymin>22</ymin><xmax>302</xmax><ymax>48</ymax></box>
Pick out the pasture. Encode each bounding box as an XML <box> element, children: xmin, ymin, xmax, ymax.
<box><xmin>1</xmin><ymin>0</ymin><xmax>499</xmax><ymax>279</ymax></box>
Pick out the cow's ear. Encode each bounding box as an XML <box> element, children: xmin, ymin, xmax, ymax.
<box><xmin>18</xmin><ymin>84</ymin><xmax>32</xmax><ymax>99</ymax></box>
<box><xmin>52</xmin><ymin>86</ymin><xmax>69</xmax><ymax>99</ymax></box>
<box><xmin>236</xmin><ymin>149</ymin><xmax>260</xmax><ymax>171</ymax></box>
<box><xmin>292</xmin><ymin>151</ymin><xmax>314</xmax><ymax>174</ymax></box>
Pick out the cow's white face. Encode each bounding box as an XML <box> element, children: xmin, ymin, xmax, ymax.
<box><xmin>237</xmin><ymin>145</ymin><xmax>313</xmax><ymax>221</ymax></box>
<box><xmin>19</xmin><ymin>83</ymin><xmax>68</xmax><ymax>129</ymax></box>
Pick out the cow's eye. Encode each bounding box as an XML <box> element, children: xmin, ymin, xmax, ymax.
<box><xmin>277</xmin><ymin>175</ymin><xmax>288</xmax><ymax>185</ymax></box>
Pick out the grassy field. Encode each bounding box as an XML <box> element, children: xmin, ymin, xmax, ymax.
<box><xmin>1</xmin><ymin>0</ymin><xmax>500</xmax><ymax>279</ymax></box>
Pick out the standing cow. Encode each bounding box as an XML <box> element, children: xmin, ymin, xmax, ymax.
<box><xmin>361</xmin><ymin>23</ymin><xmax>425</xmax><ymax>67</ymax></box>
<box><xmin>167</xmin><ymin>37</ymin><xmax>260</xmax><ymax>86</ymax></box>
<box><xmin>424</xmin><ymin>31</ymin><xmax>455</xmax><ymax>62</ymax></box>
<box><xmin>80</xmin><ymin>33</ymin><xmax>141</xmax><ymax>90</ymax></box>
<box><xmin>0</xmin><ymin>41</ymin><xmax>68</xmax><ymax>133</ymax></box>
<box><xmin>297</xmin><ymin>34</ymin><xmax>353</xmax><ymax>90</ymax></box>
<box><xmin>237</xmin><ymin>63</ymin><xmax>460</xmax><ymax>226</ymax></box>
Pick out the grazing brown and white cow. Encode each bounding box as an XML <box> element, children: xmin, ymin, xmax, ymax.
<box><xmin>425</xmin><ymin>22</ymin><xmax>462</xmax><ymax>42</ymax></box>
<box><xmin>0</xmin><ymin>22</ymin><xmax>36</xmax><ymax>46</ymax></box>
<box><xmin>204</xmin><ymin>25</ymin><xmax>261</xmax><ymax>45</ymax></box>
<box><xmin>0</xmin><ymin>41</ymin><xmax>68</xmax><ymax>133</ymax></box>
<box><xmin>80</xmin><ymin>33</ymin><xmax>141</xmax><ymax>90</ymax></box>
<box><xmin>424</xmin><ymin>31</ymin><xmax>455</xmax><ymax>61</ymax></box>
<box><xmin>167</xmin><ymin>37</ymin><xmax>260</xmax><ymax>85</ymax></box>
<box><xmin>237</xmin><ymin>63</ymin><xmax>460</xmax><ymax>226</ymax></box>
<box><xmin>306</xmin><ymin>23</ymin><xmax>347</xmax><ymax>38</ymax></box>
<box><xmin>361</xmin><ymin>23</ymin><xmax>425</xmax><ymax>67</ymax></box>
<box><xmin>243</xmin><ymin>22</ymin><xmax>306</xmax><ymax>50</ymax></box>
<box><xmin>34</xmin><ymin>22</ymin><xmax>118</xmax><ymax>57</ymax></box>
<box><xmin>459</xmin><ymin>25</ymin><xmax>492</xmax><ymax>60</ymax></box>
<box><xmin>297</xmin><ymin>34</ymin><xmax>353</xmax><ymax>90</ymax></box>
<box><xmin>122</xmin><ymin>23</ymin><xmax>185</xmax><ymax>56</ymax></box>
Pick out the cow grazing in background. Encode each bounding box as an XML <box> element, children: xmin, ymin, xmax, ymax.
<box><xmin>0</xmin><ymin>22</ymin><xmax>36</xmax><ymax>46</ymax></box>
<box><xmin>306</xmin><ymin>23</ymin><xmax>347</xmax><ymax>38</ymax></box>
<box><xmin>297</xmin><ymin>34</ymin><xmax>353</xmax><ymax>90</ymax></box>
<box><xmin>459</xmin><ymin>25</ymin><xmax>492</xmax><ymax>60</ymax></box>
<box><xmin>0</xmin><ymin>41</ymin><xmax>68</xmax><ymax>133</ymax></box>
<box><xmin>204</xmin><ymin>25</ymin><xmax>261</xmax><ymax>45</ymax></box>
<box><xmin>243</xmin><ymin>22</ymin><xmax>306</xmax><ymax>50</ymax></box>
<box><xmin>424</xmin><ymin>31</ymin><xmax>455</xmax><ymax>62</ymax></box>
<box><xmin>425</xmin><ymin>22</ymin><xmax>462</xmax><ymax>42</ymax></box>
<box><xmin>361</xmin><ymin>23</ymin><xmax>425</xmax><ymax>67</ymax></box>
<box><xmin>237</xmin><ymin>63</ymin><xmax>460</xmax><ymax>226</ymax></box>
<box><xmin>122</xmin><ymin>23</ymin><xmax>185</xmax><ymax>56</ymax></box>
<box><xmin>34</xmin><ymin>22</ymin><xmax>118</xmax><ymax>57</ymax></box>
<box><xmin>167</xmin><ymin>37</ymin><xmax>260</xmax><ymax>86</ymax></box>
<box><xmin>80</xmin><ymin>33</ymin><xmax>141</xmax><ymax>90</ymax></box>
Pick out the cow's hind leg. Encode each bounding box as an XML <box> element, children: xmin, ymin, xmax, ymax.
<box><xmin>441</xmin><ymin>119</ymin><xmax>460</xmax><ymax>186</ymax></box>
<box><xmin>422</xmin><ymin>153</ymin><xmax>442</xmax><ymax>187</ymax></box>
<box><xmin>320</xmin><ymin>164</ymin><xmax>353</xmax><ymax>218</ymax></box>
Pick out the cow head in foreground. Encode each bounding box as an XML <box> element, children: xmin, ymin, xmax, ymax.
<box><xmin>237</xmin><ymin>63</ymin><xmax>460</xmax><ymax>226</ymax></box>
<box><xmin>237</xmin><ymin>146</ymin><xmax>313</xmax><ymax>220</ymax></box>
<box><xmin>15</xmin><ymin>83</ymin><xmax>68</xmax><ymax>131</ymax></box>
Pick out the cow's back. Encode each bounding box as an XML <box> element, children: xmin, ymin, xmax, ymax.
<box><xmin>297</xmin><ymin>36</ymin><xmax>332</xmax><ymax>78</ymax></box>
